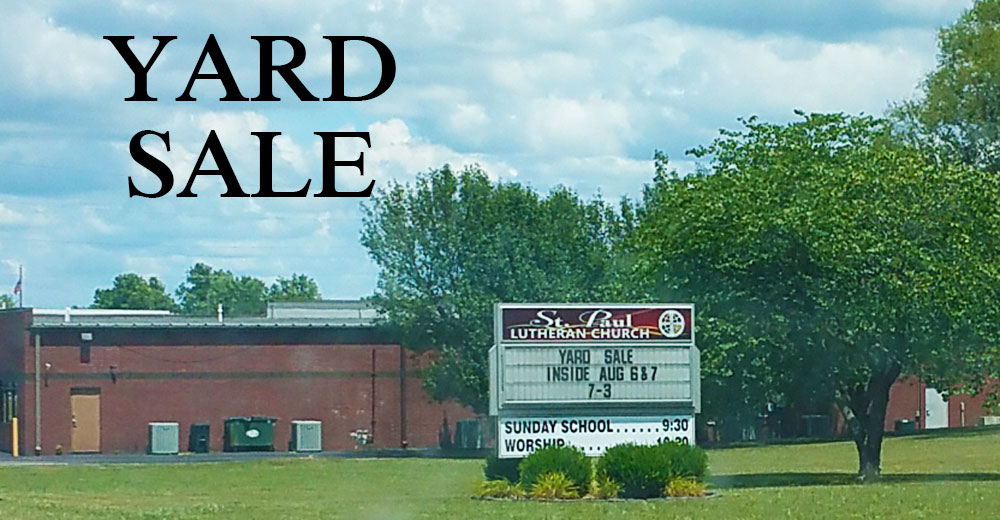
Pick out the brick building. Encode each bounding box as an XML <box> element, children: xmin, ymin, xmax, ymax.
<box><xmin>885</xmin><ymin>377</ymin><xmax>996</xmax><ymax>431</ymax></box>
<box><xmin>0</xmin><ymin>302</ymin><xmax>475</xmax><ymax>455</ymax></box>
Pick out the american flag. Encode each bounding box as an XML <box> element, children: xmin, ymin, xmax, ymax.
<box><xmin>13</xmin><ymin>276</ymin><xmax>21</xmax><ymax>295</ymax></box>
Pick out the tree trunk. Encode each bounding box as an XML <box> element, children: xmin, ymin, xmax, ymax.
<box><xmin>840</xmin><ymin>362</ymin><xmax>902</xmax><ymax>482</ymax></box>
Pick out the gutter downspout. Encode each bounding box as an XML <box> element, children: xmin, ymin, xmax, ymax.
<box><xmin>370</xmin><ymin>348</ymin><xmax>376</xmax><ymax>443</ymax></box>
<box><xmin>399</xmin><ymin>345</ymin><xmax>407</xmax><ymax>448</ymax></box>
<box><xmin>34</xmin><ymin>332</ymin><xmax>41</xmax><ymax>455</ymax></box>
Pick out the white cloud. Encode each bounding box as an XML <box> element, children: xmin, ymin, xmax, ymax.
<box><xmin>0</xmin><ymin>10</ymin><xmax>117</xmax><ymax>97</ymax></box>
<box><xmin>82</xmin><ymin>206</ymin><xmax>119</xmax><ymax>234</ymax></box>
<box><xmin>447</xmin><ymin>103</ymin><xmax>489</xmax><ymax>137</ymax></box>
<box><xmin>274</xmin><ymin>134</ymin><xmax>308</xmax><ymax>173</ymax></box>
<box><xmin>524</xmin><ymin>97</ymin><xmax>632</xmax><ymax>156</ymax></box>
<box><xmin>363</xmin><ymin>118</ymin><xmax>518</xmax><ymax>182</ymax></box>
<box><xmin>0</xmin><ymin>203</ymin><xmax>26</xmax><ymax>226</ymax></box>
<box><xmin>117</xmin><ymin>0</ymin><xmax>175</xmax><ymax>19</ymax></box>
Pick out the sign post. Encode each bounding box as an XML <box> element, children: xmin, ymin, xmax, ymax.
<box><xmin>490</xmin><ymin>303</ymin><xmax>699</xmax><ymax>458</ymax></box>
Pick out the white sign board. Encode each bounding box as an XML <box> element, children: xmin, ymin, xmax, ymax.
<box><xmin>503</xmin><ymin>346</ymin><xmax>693</xmax><ymax>403</ymax></box>
<box><xmin>498</xmin><ymin>415</ymin><xmax>695</xmax><ymax>458</ymax></box>
<box><xmin>492</xmin><ymin>303</ymin><xmax>700</xmax><ymax>458</ymax></box>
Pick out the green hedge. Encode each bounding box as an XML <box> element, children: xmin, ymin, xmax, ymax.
<box><xmin>596</xmin><ymin>442</ymin><xmax>708</xmax><ymax>499</ymax></box>
<box><xmin>518</xmin><ymin>445</ymin><xmax>592</xmax><ymax>495</ymax></box>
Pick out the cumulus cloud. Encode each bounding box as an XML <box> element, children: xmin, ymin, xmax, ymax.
<box><xmin>320</xmin><ymin>118</ymin><xmax>519</xmax><ymax>189</ymax></box>
<box><xmin>1</xmin><ymin>0</ymin><xmax>968</xmax><ymax>307</ymax></box>
<box><xmin>0</xmin><ymin>9</ymin><xmax>118</xmax><ymax>97</ymax></box>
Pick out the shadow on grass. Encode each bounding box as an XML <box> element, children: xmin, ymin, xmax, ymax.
<box><xmin>710</xmin><ymin>472</ymin><xmax>1000</xmax><ymax>489</ymax></box>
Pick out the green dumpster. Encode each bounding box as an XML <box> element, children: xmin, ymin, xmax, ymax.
<box><xmin>224</xmin><ymin>416</ymin><xmax>277</xmax><ymax>452</ymax></box>
<box><xmin>895</xmin><ymin>419</ymin><xmax>917</xmax><ymax>435</ymax></box>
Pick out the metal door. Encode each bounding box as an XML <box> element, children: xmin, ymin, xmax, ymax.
<box><xmin>70</xmin><ymin>390</ymin><xmax>101</xmax><ymax>453</ymax></box>
<box><xmin>924</xmin><ymin>387</ymin><xmax>949</xmax><ymax>429</ymax></box>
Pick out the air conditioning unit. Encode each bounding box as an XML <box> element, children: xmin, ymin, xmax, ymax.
<box><xmin>291</xmin><ymin>420</ymin><xmax>322</xmax><ymax>452</ymax></box>
<box><xmin>980</xmin><ymin>416</ymin><xmax>1000</xmax><ymax>426</ymax></box>
<box><xmin>148</xmin><ymin>422</ymin><xmax>179</xmax><ymax>455</ymax></box>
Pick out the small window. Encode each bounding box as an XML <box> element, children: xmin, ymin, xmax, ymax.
<box><xmin>80</xmin><ymin>342</ymin><xmax>91</xmax><ymax>364</ymax></box>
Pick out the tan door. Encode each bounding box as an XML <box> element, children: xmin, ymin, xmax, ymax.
<box><xmin>70</xmin><ymin>392</ymin><xmax>101</xmax><ymax>453</ymax></box>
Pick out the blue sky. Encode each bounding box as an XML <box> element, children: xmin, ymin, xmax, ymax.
<box><xmin>0</xmin><ymin>0</ymin><xmax>971</xmax><ymax>308</ymax></box>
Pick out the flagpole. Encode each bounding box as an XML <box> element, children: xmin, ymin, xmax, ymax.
<box><xmin>18</xmin><ymin>265</ymin><xmax>22</xmax><ymax>308</ymax></box>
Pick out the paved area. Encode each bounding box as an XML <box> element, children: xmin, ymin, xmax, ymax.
<box><xmin>0</xmin><ymin>447</ymin><xmax>488</xmax><ymax>465</ymax></box>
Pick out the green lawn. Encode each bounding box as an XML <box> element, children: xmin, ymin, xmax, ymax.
<box><xmin>1</xmin><ymin>429</ymin><xmax>999</xmax><ymax>519</ymax></box>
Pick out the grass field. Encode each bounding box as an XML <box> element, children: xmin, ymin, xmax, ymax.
<box><xmin>1</xmin><ymin>429</ymin><xmax>998</xmax><ymax>519</ymax></box>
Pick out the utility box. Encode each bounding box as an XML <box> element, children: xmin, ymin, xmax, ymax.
<box><xmin>801</xmin><ymin>414</ymin><xmax>832</xmax><ymax>438</ymax></box>
<box><xmin>454</xmin><ymin>418</ymin><xmax>483</xmax><ymax>449</ymax></box>
<box><xmin>224</xmin><ymin>416</ymin><xmax>276</xmax><ymax>452</ymax></box>
<box><xmin>290</xmin><ymin>420</ymin><xmax>322</xmax><ymax>452</ymax></box>
<box><xmin>188</xmin><ymin>423</ymin><xmax>210</xmax><ymax>453</ymax></box>
<box><xmin>148</xmin><ymin>422</ymin><xmax>179</xmax><ymax>455</ymax></box>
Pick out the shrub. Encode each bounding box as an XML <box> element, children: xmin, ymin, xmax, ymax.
<box><xmin>484</xmin><ymin>454</ymin><xmax>522</xmax><ymax>483</ymax></box>
<box><xmin>596</xmin><ymin>442</ymin><xmax>709</xmax><ymax>499</ymax></box>
<box><xmin>475</xmin><ymin>479</ymin><xmax>525</xmax><ymax>499</ymax></box>
<box><xmin>664</xmin><ymin>476</ymin><xmax>708</xmax><ymax>498</ymax></box>
<box><xmin>529</xmin><ymin>472</ymin><xmax>579</xmax><ymax>500</ymax></box>
<box><xmin>663</xmin><ymin>442</ymin><xmax>708</xmax><ymax>481</ymax></box>
<box><xmin>518</xmin><ymin>445</ymin><xmax>592</xmax><ymax>495</ymax></box>
<box><xmin>596</xmin><ymin>443</ymin><xmax>667</xmax><ymax>499</ymax></box>
<box><xmin>590</xmin><ymin>473</ymin><xmax>623</xmax><ymax>499</ymax></box>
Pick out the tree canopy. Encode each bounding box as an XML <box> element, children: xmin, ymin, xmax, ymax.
<box><xmin>267</xmin><ymin>274</ymin><xmax>322</xmax><ymax>302</ymax></box>
<box><xmin>92</xmin><ymin>273</ymin><xmax>179</xmax><ymax>311</ymax></box>
<box><xmin>892</xmin><ymin>0</ymin><xmax>1000</xmax><ymax>172</ymax></box>
<box><xmin>624</xmin><ymin>113</ymin><xmax>1000</xmax><ymax>478</ymax></box>
<box><xmin>174</xmin><ymin>264</ymin><xmax>321</xmax><ymax>317</ymax></box>
<box><xmin>92</xmin><ymin>265</ymin><xmax>321</xmax><ymax>316</ymax></box>
<box><xmin>361</xmin><ymin>165</ymin><xmax>629</xmax><ymax>411</ymax></box>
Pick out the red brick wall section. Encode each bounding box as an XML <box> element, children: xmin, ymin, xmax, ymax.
<box><xmin>0</xmin><ymin>309</ymin><xmax>29</xmax><ymax>454</ymax></box>
<box><xmin>946</xmin><ymin>386</ymin><xmax>995</xmax><ymax>428</ymax></box>
<box><xmin>885</xmin><ymin>376</ymin><xmax>996</xmax><ymax>431</ymax></box>
<box><xmin>885</xmin><ymin>376</ymin><xmax>922</xmax><ymax>431</ymax></box>
<box><xmin>31</xmin><ymin>339</ymin><xmax>477</xmax><ymax>454</ymax></box>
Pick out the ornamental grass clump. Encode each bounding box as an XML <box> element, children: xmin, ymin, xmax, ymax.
<box><xmin>475</xmin><ymin>479</ymin><xmax>525</xmax><ymax>499</ymax></box>
<box><xmin>664</xmin><ymin>476</ymin><xmax>708</xmax><ymax>498</ymax></box>
<box><xmin>590</xmin><ymin>473</ymin><xmax>623</xmax><ymax>499</ymax></box>
<box><xmin>528</xmin><ymin>471</ymin><xmax>579</xmax><ymax>500</ymax></box>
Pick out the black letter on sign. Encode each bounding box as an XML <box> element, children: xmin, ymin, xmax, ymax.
<box><xmin>251</xmin><ymin>36</ymin><xmax>318</xmax><ymax>101</ymax></box>
<box><xmin>104</xmin><ymin>36</ymin><xmax>177</xmax><ymax>101</ymax></box>
<box><xmin>313</xmin><ymin>132</ymin><xmax>374</xmax><ymax>197</ymax></box>
<box><xmin>252</xmin><ymin>131</ymin><xmax>311</xmax><ymax>197</ymax></box>
<box><xmin>322</xmin><ymin>37</ymin><xmax>396</xmax><ymax>101</ymax></box>
<box><xmin>129</xmin><ymin>130</ymin><xmax>173</xmax><ymax>198</ymax></box>
<box><xmin>177</xmin><ymin>130</ymin><xmax>250</xmax><ymax>197</ymax></box>
<box><xmin>177</xmin><ymin>34</ymin><xmax>249</xmax><ymax>101</ymax></box>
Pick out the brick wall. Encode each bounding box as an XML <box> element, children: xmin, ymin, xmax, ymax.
<box><xmin>16</xmin><ymin>326</ymin><xmax>475</xmax><ymax>454</ymax></box>
<box><xmin>0</xmin><ymin>310</ymin><xmax>28</xmax><ymax>454</ymax></box>
<box><xmin>885</xmin><ymin>376</ymin><xmax>995</xmax><ymax>431</ymax></box>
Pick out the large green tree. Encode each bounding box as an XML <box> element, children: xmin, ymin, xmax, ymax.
<box><xmin>361</xmin><ymin>165</ymin><xmax>629</xmax><ymax>411</ymax></box>
<box><xmin>0</xmin><ymin>293</ymin><xmax>16</xmax><ymax>309</ymax></box>
<box><xmin>892</xmin><ymin>0</ymin><xmax>1000</xmax><ymax>172</ymax></box>
<box><xmin>175</xmin><ymin>263</ymin><xmax>268</xmax><ymax>317</ymax></box>
<box><xmin>268</xmin><ymin>274</ymin><xmax>322</xmax><ymax>302</ymax></box>
<box><xmin>92</xmin><ymin>273</ymin><xmax>179</xmax><ymax>311</ymax></box>
<box><xmin>626</xmin><ymin>113</ymin><xmax>1000</xmax><ymax>479</ymax></box>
